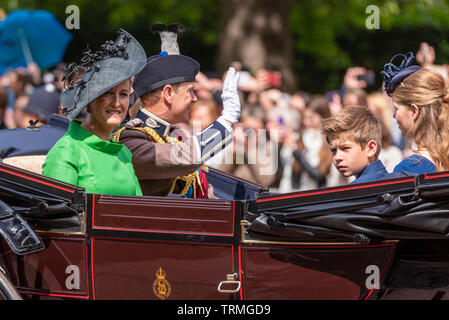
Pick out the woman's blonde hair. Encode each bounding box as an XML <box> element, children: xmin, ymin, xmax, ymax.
<box><xmin>392</xmin><ymin>68</ymin><xmax>449</xmax><ymax>171</ymax></box>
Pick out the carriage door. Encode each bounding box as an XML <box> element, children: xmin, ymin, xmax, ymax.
<box><xmin>88</xmin><ymin>194</ymin><xmax>241</xmax><ymax>300</ymax></box>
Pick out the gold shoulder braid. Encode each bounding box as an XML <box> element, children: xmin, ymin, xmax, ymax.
<box><xmin>113</xmin><ymin>126</ymin><xmax>126</xmax><ymax>142</ymax></box>
<box><xmin>114</xmin><ymin>126</ymin><xmax>208</xmax><ymax>198</ymax></box>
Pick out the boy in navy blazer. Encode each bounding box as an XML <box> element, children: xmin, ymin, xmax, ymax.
<box><xmin>321</xmin><ymin>106</ymin><xmax>404</xmax><ymax>184</ymax></box>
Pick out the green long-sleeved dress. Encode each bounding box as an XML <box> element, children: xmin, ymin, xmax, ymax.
<box><xmin>43</xmin><ymin>121</ymin><xmax>142</xmax><ymax>196</ymax></box>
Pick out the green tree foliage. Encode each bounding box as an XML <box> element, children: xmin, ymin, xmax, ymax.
<box><xmin>5</xmin><ymin>0</ymin><xmax>449</xmax><ymax>93</ymax></box>
<box><xmin>4</xmin><ymin>0</ymin><xmax>221</xmax><ymax>71</ymax></box>
<box><xmin>290</xmin><ymin>0</ymin><xmax>449</xmax><ymax>92</ymax></box>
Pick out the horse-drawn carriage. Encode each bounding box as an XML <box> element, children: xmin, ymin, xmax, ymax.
<box><xmin>1</xmin><ymin>161</ymin><xmax>449</xmax><ymax>300</ymax></box>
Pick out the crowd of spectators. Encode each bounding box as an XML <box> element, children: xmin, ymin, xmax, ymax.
<box><xmin>189</xmin><ymin>42</ymin><xmax>449</xmax><ymax>193</ymax></box>
<box><xmin>0</xmin><ymin>62</ymin><xmax>64</xmax><ymax>130</ymax></box>
<box><xmin>2</xmin><ymin>42</ymin><xmax>449</xmax><ymax>194</ymax></box>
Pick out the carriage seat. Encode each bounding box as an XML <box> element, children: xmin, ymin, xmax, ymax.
<box><xmin>2</xmin><ymin>155</ymin><xmax>47</xmax><ymax>175</ymax></box>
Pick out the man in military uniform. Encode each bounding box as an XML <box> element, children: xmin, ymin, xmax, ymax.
<box><xmin>116</xmin><ymin>23</ymin><xmax>241</xmax><ymax>198</ymax></box>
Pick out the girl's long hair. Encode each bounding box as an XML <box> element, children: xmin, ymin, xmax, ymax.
<box><xmin>392</xmin><ymin>68</ymin><xmax>449</xmax><ymax>171</ymax></box>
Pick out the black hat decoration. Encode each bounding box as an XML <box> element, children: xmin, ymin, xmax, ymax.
<box><xmin>381</xmin><ymin>52</ymin><xmax>420</xmax><ymax>96</ymax></box>
<box><xmin>151</xmin><ymin>22</ymin><xmax>185</xmax><ymax>55</ymax></box>
<box><xmin>133</xmin><ymin>22</ymin><xmax>200</xmax><ymax>97</ymax></box>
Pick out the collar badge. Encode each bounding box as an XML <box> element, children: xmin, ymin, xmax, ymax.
<box><xmin>145</xmin><ymin>117</ymin><xmax>160</xmax><ymax>129</ymax></box>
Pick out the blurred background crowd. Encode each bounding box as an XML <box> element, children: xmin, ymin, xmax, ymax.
<box><xmin>3</xmin><ymin>1</ymin><xmax>449</xmax><ymax>194</ymax></box>
<box><xmin>195</xmin><ymin>41</ymin><xmax>449</xmax><ymax>193</ymax></box>
<box><xmin>2</xmin><ymin>41</ymin><xmax>448</xmax><ymax>194</ymax></box>
<box><xmin>0</xmin><ymin>62</ymin><xmax>64</xmax><ymax>130</ymax></box>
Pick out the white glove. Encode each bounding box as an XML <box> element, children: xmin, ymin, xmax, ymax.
<box><xmin>125</xmin><ymin>118</ymin><xmax>143</xmax><ymax>128</ymax></box>
<box><xmin>218</xmin><ymin>67</ymin><xmax>241</xmax><ymax>126</ymax></box>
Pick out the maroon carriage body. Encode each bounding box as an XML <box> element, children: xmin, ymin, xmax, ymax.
<box><xmin>1</xmin><ymin>163</ymin><xmax>449</xmax><ymax>300</ymax></box>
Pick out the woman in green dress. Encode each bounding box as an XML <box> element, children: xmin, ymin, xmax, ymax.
<box><xmin>43</xmin><ymin>29</ymin><xmax>147</xmax><ymax>196</ymax></box>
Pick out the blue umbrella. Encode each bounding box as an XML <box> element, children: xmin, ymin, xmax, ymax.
<box><xmin>0</xmin><ymin>9</ymin><xmax>73</xmax><ymax>74</ymax></box>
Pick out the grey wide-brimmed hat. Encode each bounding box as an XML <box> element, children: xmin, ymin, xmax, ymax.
<box><xmin>61</xmin><ymin>29</ymin><xmax>147</xmax><ymax>121</ymax></box>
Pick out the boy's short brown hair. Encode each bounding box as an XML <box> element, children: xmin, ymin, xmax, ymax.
<box><xmin>320</xmin><ymin>106</ymin><xmax>382</xmax><ymax>158</ymax></box>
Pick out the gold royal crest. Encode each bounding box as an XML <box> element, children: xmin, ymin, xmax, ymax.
<box><xmin>153</xmin><ymin>267</ymin><xmax>171</xmax><ymax>300</ymax></box>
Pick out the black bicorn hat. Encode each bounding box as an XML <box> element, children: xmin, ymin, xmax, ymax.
<box><xmin>380</xmin><ymin>52</ymin><xmax>421</xmax><ymax>96</ymax></box>
<box><xmin>60</xmin><ymin>29</ymin><xmax>147</xmax><ymax>121</ymax></box>
<box><xmin>132</xmin><ymin>23</ymin><xmax>200</xmax><ymax>97</ymax></box>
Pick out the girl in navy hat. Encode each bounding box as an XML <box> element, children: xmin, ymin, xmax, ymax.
<box><xmin>43</xmin><ymin>30</ymin><xmax>147</xmax><ymax>196</ymax></box>
<box><xmin>382</xmin><ymin>52</ymin><xmax>449</xmax><ymax>174</ymax></box>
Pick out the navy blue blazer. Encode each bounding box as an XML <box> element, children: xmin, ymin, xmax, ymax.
<box><xmin>393</xmin><ymin>154</ymin><xmax>436</xmax><ymax>175</ymax></box>
<box><xmin>350</xmin><ymin>160</ymin><xmax>410</xmax><ymax>184</ymax></box>
<box><xmin>0</xmin><ymin>114</ymin><xmax>69</xmax><ymax>160</ymax></box>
